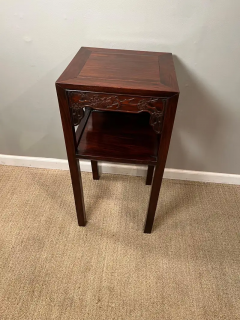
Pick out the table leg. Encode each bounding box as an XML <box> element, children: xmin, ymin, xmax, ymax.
<box><xmin>56</xmin><ymin>85</ymin><xmax>86</xmax><ymax>226</ymax></box>
<box><xmin>91</xmin><ymin>160</ymin><xmax>100</xmax><ymax>180</ymax></box>
<box><xmin>68</xmin><ymin>158</ymin><xmax>86</xmax><ymax>226</ymax></box>
<box><xmin>144</xmin><ymin>160</ymin><xmax>165</xmax><ymax>233</ymax></box>
<box><xmin>144</xmin><ymin>95</ymin><xmax>179</xmax><ymax>233</ymax></box>
<box><xmin>146</xmin><ymin>165</ymin><xmax>154</xmax><ymax>185</ymax></box>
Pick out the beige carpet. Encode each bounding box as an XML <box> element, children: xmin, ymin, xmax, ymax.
<box><xmin>0</xmin><ymin>165</ymin><xmax>239</xmax><ymax>320</ymax></box>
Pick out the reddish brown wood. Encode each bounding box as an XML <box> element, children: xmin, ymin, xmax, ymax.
<box><xmin>55</xmin><ymin>85</ymin><xmax>86</xmax><ymax>226</ymax></box>
<box><xmin>56</xmin><ymin>47</ymin><xmax>179</xmax><ymax>97</ymax></box>
<box><xmin>75</xmin><ymin>107</ymin><xmax>91</xmax><ymax>145</ymax></box>
<box><xmin>68</xmin><ymin>91</ymin><xmax>165</xmax><ymax>134</ymax></box>
<box><xmin>56</xmin><ymin>47</ymin><xmax>179</xmax><ymax>233</ymax></box>
<box><xmin>57</xmin><ymin>47</ymin><xmax>91</xmax><ymax>83</ymax></box>
<box><xmin>144</xmin><ymin>94</ymin><xmax>179</xmax><ymax>233</ymax></box>
<box><xmin>146</xmin><ymin>166</ymin><xmax>155</xmax><ymax>185</ymax></box>
<box><xmin>91</xmin><ymin>160</ymin><xmax>100</xmax><ymax>180</ymax></box>
<box><xmin>77</xmin><ymin>111</ymin><xmax>158</xmax><ymax>164</ymax></box>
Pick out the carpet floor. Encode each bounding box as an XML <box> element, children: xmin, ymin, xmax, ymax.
<box><xmin>0</xmin><ymin>165</ymin><xmax>239</xmax><ymax>320</ymax></box>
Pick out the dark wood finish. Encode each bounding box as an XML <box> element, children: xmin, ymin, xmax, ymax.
<box><xmin>146</xmin><ymin>166</ymin><xmax>155</xmax><ymax>185</ymax></box>
<box><xmin>77</xmin><ymin>111</ymin><xmax>159</xmax><ymax>164</ymax></box>
<box><xmin>56</xmin><ymin>47</ymin><xmax>179</xmax><ymax>97</ymax></box>
<box><xmin>75</xmin><ymin>107</ymin><xmax>91</xmax><ymax>145</ymax></box>
<box><xmin>56</xmin><ymin>47</ymin><xmax>179</xmax><ymax>233</ymax></box>
<box><xmin>68</xmin><ymin>91</ymin><xmax>165</xmax><ymax>134</ymax></box>
<box><xmin>144</xmin><ymin>94</ymin><xmax>179</xmax><ymax>233</ymax></box>
<box><xmin>55</xmin><ymin>85</ymin><xmax>86</xmax><ymax>226</ymax></box>
<box><xmin>91</xmin><ymin>161</ymin><xmax>100</xmax><ymax>180</ymax></box>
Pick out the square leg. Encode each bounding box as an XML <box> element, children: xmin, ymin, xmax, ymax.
<box><xmin>91</xmin><ymin>160</ymin><xmax>100</xmax><ymax>180</ymax></box>
<box><xmin>144</xmin><ymin>161</ymin><xmax>165</xmax><ymax>233</ymax></box>
<box><xmin>144</xmin><ymin>95</ymin><xmax>179</xmax><ymax>233</ymax></box>
<box><xmin>146</xmin><ymin>165</ymin><xmax>154</xmax><ymax>185</ymax></box>
<box><xmin>56</xmin><ymin>85</ymin><xmax>86</xmax><ymax>226</ymax></box>
<box><xmin>69</xmin><ymin>158</ymin><xmax>86</xmax><ymax>226</ymax></box>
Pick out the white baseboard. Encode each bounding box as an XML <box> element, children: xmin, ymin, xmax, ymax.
<box><xmin>1</xmin><ymin>154</ymin><xmax>240</xmax><ymax>185</ymax></box>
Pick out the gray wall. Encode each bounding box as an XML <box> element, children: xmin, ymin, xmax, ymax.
<box><xmin>1</xmin><ymin>1</ymin><xmax>240</xmax><ymax>174</ymax></box>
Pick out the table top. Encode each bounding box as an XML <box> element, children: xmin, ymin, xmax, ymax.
<box><xmin>56</xmin><ymin>47</ymin><xmax>179</xmax><ymax>97</ymax></box>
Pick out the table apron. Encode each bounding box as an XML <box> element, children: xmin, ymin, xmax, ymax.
<box><xmin>67</xmin><ymin>90</ymin><xmax>167</xmax><ymax>134</ymax></box>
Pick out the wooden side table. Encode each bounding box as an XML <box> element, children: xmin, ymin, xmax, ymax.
<box><xmin>56</xmin><ymin>47</ymin><xmax>179</xmax><ymax>233</ymax></box>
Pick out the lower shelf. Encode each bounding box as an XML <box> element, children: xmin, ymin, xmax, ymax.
<box><xmin>76</xmin><ymin>110</ymin><xmax>159</xmax><ymax>164</ymax></box>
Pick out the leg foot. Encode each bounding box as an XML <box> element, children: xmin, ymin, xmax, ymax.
<box><xmin>71</xmin><ymin>159</ymin><xmax>86</xmax><ymax>226</ymax></box>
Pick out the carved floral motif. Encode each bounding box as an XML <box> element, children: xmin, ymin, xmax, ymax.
<box><xmin>68</xmin><ymin>91</ymin><xmax>166</xmax><ymax>134</ymax></box>
<box><xmin>70</xmin><ymin>104</ymin><xmax>85</xmax><ymax>126</ymax></box>
<box><xmin>137</xmin><ymin>98</ymin><xmax>165</xmax><ymax>134</ymax></box>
